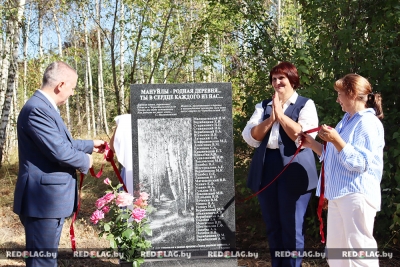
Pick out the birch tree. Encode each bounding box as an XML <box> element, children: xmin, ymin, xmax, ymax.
<box><xmin>52</xmin><ymin>9</ymin><xmax>72</xmax><ymax>131</ymax></box>
<box><xmin>38</xmin><ymin>0</ymin><xmax>44</xmax><ymax>74</ymax></box>
<box><xmin>83</xmin><ymin>7</ymin><xmax>96</xmax><ymax>136</ymax></box>
<box><xmin>96</xmin><ymin>0</ymin><xmax>108</xmax><ymax>135</ymax></box>
<box><xmin>0</xmin><ymin>0</ymin><xmax>26</xmax><ymax>165</ymax></box>
<box><xmin>0</xmin><ymin>16</ymin><xmax>13</xmax><ymax>115</ymax></box>
<box><xmin>22</xmin><ymin>3</ymin><xmax>33</xmax><ymax>104</ymax></box>
<box><xmin>119</xmin><ymin>0</ymin><xmax>126</xmax><ymax>113</ymax></box>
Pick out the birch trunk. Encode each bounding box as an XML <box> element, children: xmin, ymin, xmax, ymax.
<box><xmin>0</xmin><ymin>25</ymin><xmax>3</xmax><ymax>71</ymax></box>
<box><xmin>84</xmin><ymin>63</ymin><xmax>91</xmax><ymax>136</ymax></box>
<box><xmin>0</xmin><ymin>0</ymin><xmax>26</xmax><ymax>165</ymax></box>
<box><xmin>73</xmin><ymin>30</ymin><xmax>82</xmax><ymax>135</ymax></box>
<box><xmin>53</xmin><ymin>12</ymin><xmax>71</xmax><ymax>131</ymax></box>
<box><xmin>0</xmin><ymin>20</ymin><xmax>13</xmax><ymax>115</ymax></box>
<box><xmin>119</xmin><ymin>0</ymin><xmax>125</xmax><ymax>114</ymax></box>
<box><xmin>150</xmin><ymin>28</ymin><xmax>154</xmax><ymax>84</ymax></box>
<box><xmin>22</xmin><ymin>3</ymin><xmax>32</xmax><ymax>104</ymax></box>
<box><xmin>128</xmin><ymin>1</ymin><xmax>149</xmax><ymax>85</ymax></box>
<box><xmin>148</xmin><ymin>4</ymin><xmax>174</xmax><ymax>84</ymax></box>
<box><xmin>96</xmin><ymin>0</ymin><xmax>109</xmax><ymax>135</ymax></box>
<box><xmin>38</xmin><ymin>1</ymin><xmax>44</xmax><ymax>74</ymax></box>
<box><xmin>83</xmin><ymin>9</ymin><xmax>96</xmax><ymax>136</ymax></box>
<box><xmin>203</xmin><ymin>33</ymin><xmax>211</xmax><ymax>82</ymax></box>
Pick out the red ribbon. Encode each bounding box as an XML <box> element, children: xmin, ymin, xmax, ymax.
<box><xmin>317</xmin><ymin>143</ymin><xmax>327</xmax><ymax>243</ymax></box>
<box><xmin>243</xmin><ymin>126</ymin><xmax>327</xmax><ymax>243</ymax></box>
<box><xmin>70</xmin><ymin>142</ymin><xmax>128</xmax><ymax>251</ymax></box>
<box><xmin>243</xmin><ymin>127</ymin><xmax>321</xmax><ymax>201</ymax></box>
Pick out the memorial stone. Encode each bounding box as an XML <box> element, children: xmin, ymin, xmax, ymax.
<box><xmin>129</xmin><ymin>83</ymin><xmax>237</xmax><ymax>266</ymax></box>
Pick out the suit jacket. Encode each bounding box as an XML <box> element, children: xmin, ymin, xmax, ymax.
<box><xmin>13</xmin><ymin>90</ymin><xmax>93</xmax><ymax>218</ymax></box>
<box><xmin>247</xmin><ymin>96</ymin><xmax>318</xmax><ymax>193</ymax></box>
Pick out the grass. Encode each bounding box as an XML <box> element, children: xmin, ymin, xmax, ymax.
<box><xmin>0</xmin><ymin>149</ymin><xmax>120</xmax><ymax>267</ymax></box>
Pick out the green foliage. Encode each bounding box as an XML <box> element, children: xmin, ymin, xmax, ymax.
<box><xmin>220</xmin><ymin>0</ymin><xmax>400</xmax><ymax>247</ymax></box>
<box><xmin>299</xmin><ymin>0</ymin><xmax>400</xmax><ymax>245</ymax></box>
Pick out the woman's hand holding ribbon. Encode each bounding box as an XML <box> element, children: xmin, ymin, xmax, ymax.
<box><xmin>318</xmin><ymin>124</ymin><xmax>338</xmax><ymax>143</ymax></box>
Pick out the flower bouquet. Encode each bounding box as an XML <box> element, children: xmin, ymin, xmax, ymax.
<box><xmin>91</xmin><ymin>178</ymin><xmax>153</xmax><ymax>266</ymax></box>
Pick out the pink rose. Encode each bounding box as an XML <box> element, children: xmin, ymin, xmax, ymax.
<box><xmin>95</xmin><ymin>198</ymin><xmax>107</xmax><ymax>209</ymax></box>
<box><xmin>104</xmin><ymin>178</ymin><xmax>111</xmax><ymax>185</ymax></box>
<box><xmin>134</xmin><ymin>198</ymin><xmax>148</xmax><ymax>208</ymax></box>
<box><xmin>115</xmin><ymin>192</ymin><xmax>134</xmax><ymax>207</ymax></box>
<box><xmin>90</xmin><ymin>210</ymin><xmax>104</xmax><ymax>224</ymax></box>
<box><xmin>103</xmin><ymin>192</ymin><xmax>115</xmax><ymax>203</ymax></box>
<box><xmin>131</xmin><ymin>208</ymin><xmax>146</xmax><ymax>222</ymax></box>
<box><xmin>140</xmin><ymin>192</ymin><xmax>149</xmax><ymax>201</ymax></box>
<box><xmin>102</xmin><ymin>206</ymin><xmax>110</xmax><ymax>214</ymax></box>
<box><xmin>95</xmin><ymin>192</ymin><xmax>115</xmax><ymax>209</ymax></box>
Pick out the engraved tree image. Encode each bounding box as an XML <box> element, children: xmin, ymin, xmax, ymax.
<box><xmin>138</xmin><ymin>118</ymin><xmax>195</xmax><ymax>244</ymax></box>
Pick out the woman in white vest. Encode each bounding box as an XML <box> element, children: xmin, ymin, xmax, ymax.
<box><xmin>242</xmin><ymin>61</ymin><xmax>319</xmax><ymax>267</ymax></box>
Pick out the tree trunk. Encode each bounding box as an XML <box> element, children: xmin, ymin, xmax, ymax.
<box><xmin>38</xmin><ymin>1</ymin><xmax>44</xmax><ymax>74</ymax></box>
<box><xmin>119</xmin><ymin>0</ymin><xmax>125</xmax><ymax>114</ymax></box>
<box><xmin>22</xmin><ymin>3</ymin><xmax>32</xmax><ymax>104</ymax></box>
<box><xmin>83</xmin><ymin>9</ymin><xmax>96</xmax><ymax>136</ymax></box>
<box><xmin>203</xmin><ymin>33</ymin><xmax>211</xmax><ymax>82</ymax></box>
<box><xmin>84</xmin><ymin>63</ymin><xmax>91</xmax><ymax>136</ymax></box>
<box><xmin>53</xmin><ymin>11</ymin><xmax>71</xmax><ymax>131</ymax></box>
<box><xmin>73</xmin><ymin>30</ymin><xmax>82</xmax><ymax>135</ymax></box>
<box><xmin>0</xmin><ymin>0</ymin><xmax>26</xmax><ymax>165</ymax></box>
<box><xmin>128</xmin><ymin>1</ymin><xmax>150</xmax><ymax>86</ymax></box>
<box><xmin>96</xmin><ymin>0</ymin><xmax>109</xmax><ymax>135</ymax></box>
<box><xmin>148</xmin><ymin>4</ymin><xmax>174</xmax><ymax>84</ymax></box>
<box><xmin>109</xmin><ymin>0</ymin><xmax>121</xmax><ymax>116</ymax></box>
<box><xmin>0</xmin><ymin>20</ymin><xmax>13</xmax><ymax>116</ymax></box>
<box><xmin>150</xmin><ymin>27</ymin><xmax>154</xmax><ymax>84</ymax></box>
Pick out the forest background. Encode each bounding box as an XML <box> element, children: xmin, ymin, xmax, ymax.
<box><xmin>0</xmin><ymin>0</ymin><xmax>399</xmax><ymax>263</ymax></box>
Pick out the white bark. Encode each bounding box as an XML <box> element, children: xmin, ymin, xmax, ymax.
<box><xmin>96</xmin><ymin>0</ymin><xmax>109</xmax><ymax>135</ymax></box>
<box><xmin>0</xmin><ymin>20</ymin><xmax>13</xmax><ymax>115</ymax></box>
<box><xmin>150</xmin><ymin>27</ymin><xmax>155</xmax><ymax>84</ymax></box>
<box><xmin>23</xmin><ymin>3</ymin><xmax>32</xmax><ymax>104</ymax></box>
<box><xmin>73</xmin><ymin>29</ymin><xmax>82</xmax><ymax>134</ymax></box>
<box><xmin>0</xmin><ymin>0</ymin><xmax>26</xmax><ymax>164</ymax></box>
<box><xmin>83</xmin><ymin>8</ymin><xmax>96</xmax><ymax>136</ymax></box>
<box><xmin>53</xmin><ymin>11</ymin><xmax>71</xmax><ymax>131</ymax></box>
<box><xmin>119</xmin><ymin>0</ymin><xmax>125</xmax><ymax>113</ymax></box>
<box><xmin>203</xmin><ymin>33</ymin><xmax>211</xmax><ymax>82</ymax></box>
<box><xmin>84</xmin><ymin>62</ymin><xmax>91</xmax><ymax>136</ymax></box>
<box><xmin>38</xmin><ymin>1</ymin><xmax>44</xmax><ymax>74</ymax></box>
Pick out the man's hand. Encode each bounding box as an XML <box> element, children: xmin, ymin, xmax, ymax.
<box><xmin>93</xmin><ymin>140</ymin><xmax>106</xmax><ymax>153</ymax></box>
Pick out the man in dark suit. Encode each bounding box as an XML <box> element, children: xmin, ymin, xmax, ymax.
<box><xmin>13</xmin><ymin>61</ymin><xmax>105</xmax><ymax>267</ymax></box>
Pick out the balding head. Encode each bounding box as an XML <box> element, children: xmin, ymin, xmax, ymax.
<box><xmin>41</xmin><ymin>61</ymin><xmax>77</xmax><ymax>89</ymax></box>
<box><xmin>41</xmin><ymin>61</ymin><xmax>78</xmax><ymax>105</ymax></box>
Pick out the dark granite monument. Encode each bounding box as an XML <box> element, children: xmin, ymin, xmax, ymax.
<box><xmin>130</xmin><ymin>83</ymin><xmax>237</xmax><ymax>266</ymax></box>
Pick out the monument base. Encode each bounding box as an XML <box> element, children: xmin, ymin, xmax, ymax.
<box><xmin>120</xmin><ymin>258</ymin><xmax>238</xmax><ymax>267</ymax></box>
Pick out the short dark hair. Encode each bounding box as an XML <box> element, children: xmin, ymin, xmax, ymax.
<box><xmin>269</xmin><ymin>61</ymin><xmax>300</xmax><ymax>89</ymax></box>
